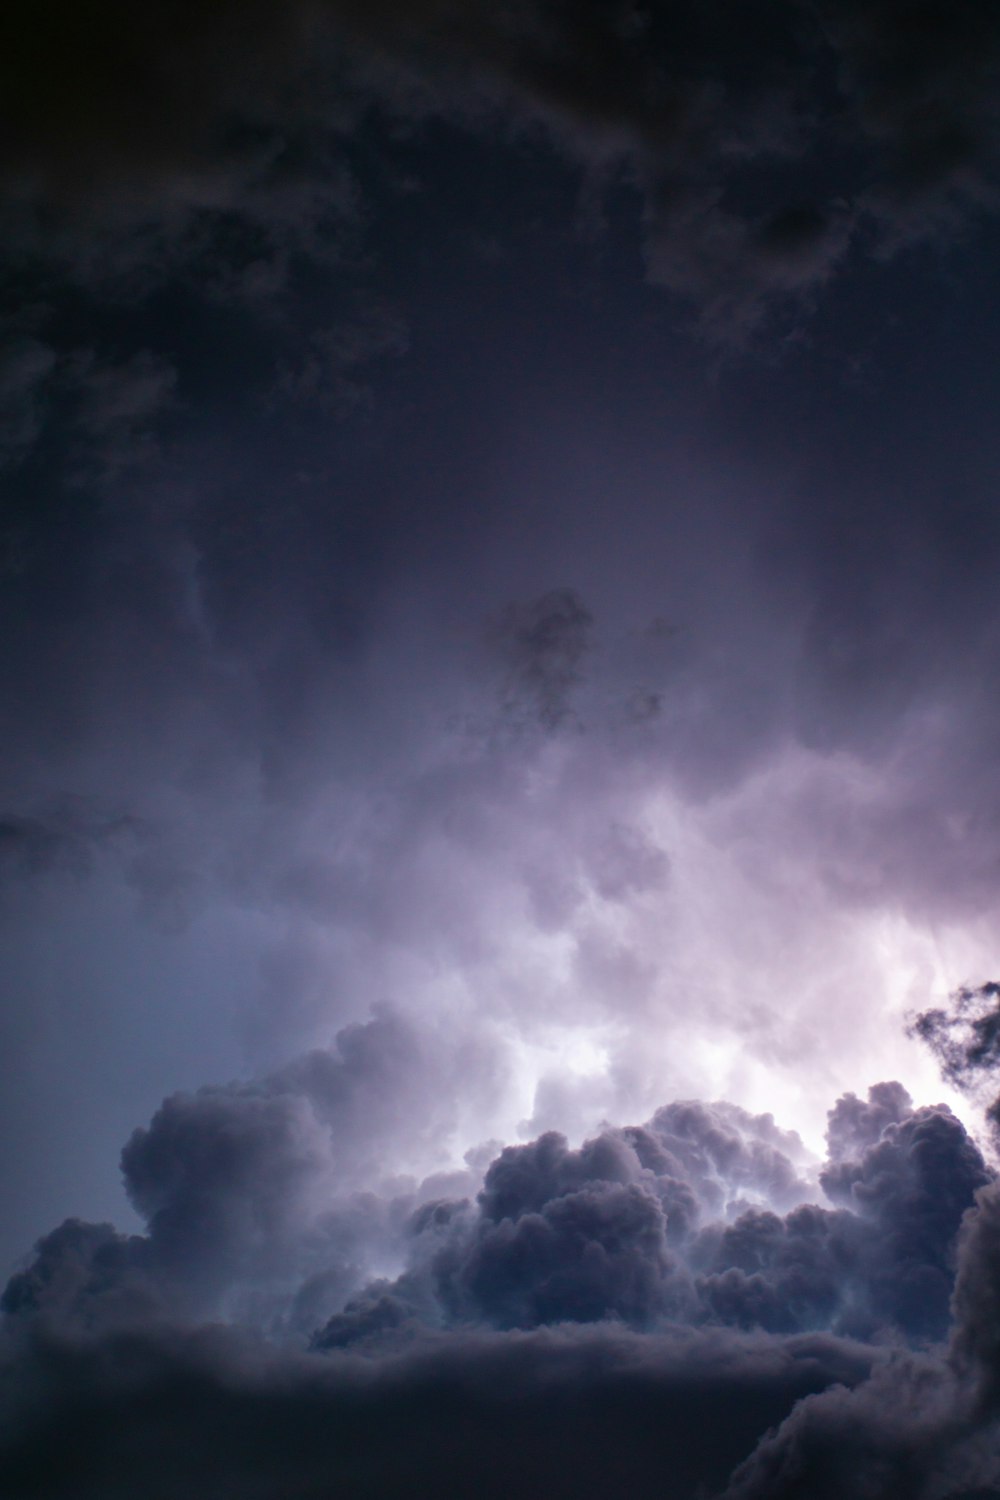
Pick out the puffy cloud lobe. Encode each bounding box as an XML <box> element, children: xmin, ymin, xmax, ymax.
<box><xmin>821</xmin><ymin>1100</ymin><xmax>989</xmax><ymax>1334</ymax></box>
<box><xmin>641</xmin><ymin>1100</ymin><xmax>812</xmax><ymax>1215</ymax></box>
<box><xmin>4</xmin><ymin>1008</ymin><xmax>501</xmax><ymax>1331</ymax></box>
<box><xmin>0</xmin><ymin>1220</ymin><xmax>164</xmax><ymax>1329</ymax></box>
<box><xmin>824</xmin><ymin>1078</ymin><xmax>914</xmax><ymax>1160</ymax></box>
<box><xmin>710</xmin><ymin>1106</ymin><xmax>1000</xmax><ymax>1498</ymax></box>
<box><xmin>120</xmin><ymin>1085</ymin><xmax>330</xmax><ymax>1295</ymax></box>
<box><xmin>476</xmin><ymin>1129</ymin><xmax>640</xmax><ymax>1224</ymax></box>
<box><xmin>425</xmin><ymin>1104</ymin><xmax>817</xmax><ymax>1333</ymax></box>
<box><xmin>694</xmin><ymin>1091</ymin><xmax>987</xmax><ymax>1343</ymax></box>
<box><xmin>443</xmin><ymin>1181</ymin><xmax>688</xmax><ymax>1329</ymax></box>
<box><xmin>694</xmin><ymin>1205</ymin><xmax>853</xmax><ymax>1337</ymax></box>
<box><xmin>317</xmin><ymin>1083</ymin><xmax>986</xmax><ymax>1349</ymax></box>
<box><xmin>719</xmin><ymin>1155</ymin><xmax>1000</xmax><ymax>1499</ymax></box>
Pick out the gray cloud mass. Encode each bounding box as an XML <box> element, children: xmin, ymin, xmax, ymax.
<box><xmin>5</xmin><ymin>1</ymin><xmax>1000</xmax><ymax>1495</ymax></box>
<box><xmin>3</xmin><ymin>1068</ymin><xmax>1000</xmax><ymax>1497</ymax></box>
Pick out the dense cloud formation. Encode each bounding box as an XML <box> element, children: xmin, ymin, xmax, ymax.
<box><xmin>2</xmin><ymin>1008</ymin><xmax>501</xmax><ymax>1335</ymax></box>
<box><xmin>3</xmin><ymin>1074</ymin><xmax>999</xmax><ymax>1496</ymax></box>
<box><xmin>315</xmin><ymin>1083</ymin><xmax>987</xmax><ymax>1349</ymax></box>
<box><xmin>0</xmin><ymin>1321</ymin><xmax>881</xmax><ymax>1500</ymax></box>
<box><xmin>6</xmin><ymin>1</ymin><xmax>1000</xmax><ymax>1496</ymax></box>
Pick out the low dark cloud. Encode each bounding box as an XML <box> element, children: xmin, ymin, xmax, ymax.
<box><xmin>3</xmin><ymin>1071</ymin><xmax>1000</xmax><ymax>1497</ymax></box>
<box><xmin>0</xmin><ymin>1320</ymin><xmax>880</xmax><ymax>1500</ymax></box>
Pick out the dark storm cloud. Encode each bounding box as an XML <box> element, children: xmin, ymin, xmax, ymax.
<box><xmin>951</xmin><ymin>1180</ymin><xmax>1000</xmax><ymax>1407</ymax></box>
<box><xmin>697</xmin><ymin>1099</ymin><xmax>989</xmax><ymax>1342</ymax></box>
<box><xmin>0</xmin><ymin>1319</ymin><xmax>880</xmax><ymax>1500</ymax></box>
<box><xmin>6</xmin><ymin>6</ymin><xmax>1000</xmax><ymax>1495</ymax></box>
<box><xmin>6</xmin><ymin>1078</ymin><xmax>979</xmax><ymax>1351</ymax></box>
<box><xmin>314</xmin><ymin>1081</ymin><xmax>983</xmax><ymax>1349</ymax></box>
<box><xmin>824</xmin><ymin>1078</ymin><xmax>914</xmax><ymax>1159</ymax></box>
<box><xmin>1</xmin><ymin>1219</ymin><xmax>169</xmax><ymax>1331</ymax></box>
<box><xmin>3</xmin><ymin>1075</ymin><xmax>1000</xmax><ymax>1498</ymax></box>
<box><xmin>444</xmin><ymin>1177</ymin><xmax>690</xmax><ymax>1329</ymax></box>
<box><xmin>911</xmin><ymin>984</ymin><xmax>1000</xmax><ymax>1104</ymax></box>
<box><xmin>2</xmin><ymin>1008</ymin><xmax>503</xmax><ymax>1333</ymax></box>
<box><xmin>642</xmin><ymin>1101</ymin><xmax>811</xmax><ymax>1215</ymax></box>
<box><xmin>721</xmin><ymin>1178</ymin><xmax>1000</xmax><ymax>1500</ymax></box>
<box><xmin>721</xmin><ymin>1353</ymin><xmax>968</xmax><ymax>1500</ymax></box>
<box><xmin>5</xmin><ymin>1</ymin><xmax>1000</xmax><ymax>329</ymax></box>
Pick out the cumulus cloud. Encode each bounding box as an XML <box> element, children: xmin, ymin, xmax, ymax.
<box><xmin>313</xmin><ymin>1082</ymin><xmax>985</xmax><ymax>1352</ymax></box>
<box><xmin>2</xmin><ymin>1007</ymin><xmax>505</xmax><ymax>1334</ymax></box>
<box><xmin>3</xmin><ymin>1070</ymin><xmax>1000</xmax><ymax>1497</ymax></box>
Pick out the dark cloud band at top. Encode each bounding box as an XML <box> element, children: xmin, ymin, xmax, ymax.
<box><xmin>5</xmin><ymin>0</ymin><xmax>1000</xmax><ymax>334</ymax></box>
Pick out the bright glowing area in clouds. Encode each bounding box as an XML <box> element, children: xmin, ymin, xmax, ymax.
<box><xmin>359</xmin><ymin>734</ymin><xmax>1000</xmax><ymax>1169</ymax></box>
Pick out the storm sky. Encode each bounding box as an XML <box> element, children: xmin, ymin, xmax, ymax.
<box><xmin>4</xmin><ymin>3</ymin><xmax>1000</xmax><ymax>1496</ymax></box>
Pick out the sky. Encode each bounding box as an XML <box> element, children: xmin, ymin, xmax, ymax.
<box><xmin>4</xmin><ymin>3</ymin><xmax>1000</xmax><ymax>1496</ymax></box>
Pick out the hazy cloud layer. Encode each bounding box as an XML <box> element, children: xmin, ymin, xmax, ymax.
<box><xmin>5</xmin><ymin>0</ymin><xmax>1000</xmax><ymax>331</ymax></box>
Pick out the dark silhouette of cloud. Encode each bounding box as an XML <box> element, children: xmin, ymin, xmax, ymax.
<box><xmin>911</xmin><ymin>983</ymin><xmax>1000</xmax><ymax>1103</ymax></box>
<box><xmin>310</xmin><ymin>1081</ymin><xmax>985</xmax><ymax>1351</ymax></box>
<box><xmin>4</xmin><ymin>1069</ymin><xmax>1000</xmax><ymax>1497</ymax></box>
<box><xmin>0</xmin><ymin>1319</ymin><xmax>880</xmax><ymax>1500</ymax></box>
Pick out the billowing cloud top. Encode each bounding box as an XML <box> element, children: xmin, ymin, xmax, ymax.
<box><xmin>3</xmin><ymin>1051</ymin><xmax>1000</xmax><ymax>1497</ymax></box>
